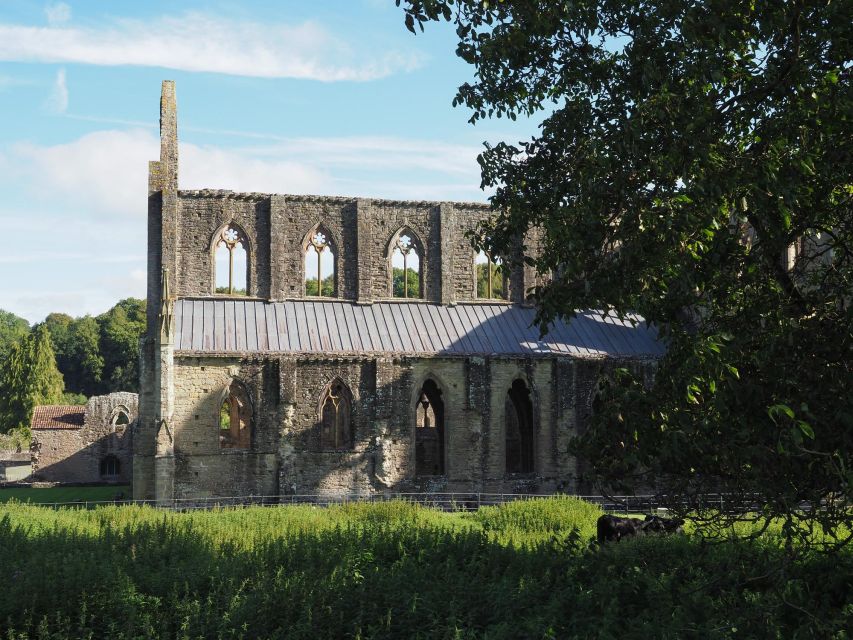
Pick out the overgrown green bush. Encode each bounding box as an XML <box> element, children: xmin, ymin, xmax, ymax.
<box><xmin>0</xmin><ymin>498</ymin><xmax>849</xmax><ymax>639</ymax></box>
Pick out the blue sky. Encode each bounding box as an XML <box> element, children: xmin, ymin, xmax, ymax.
<box><xmin>0</xmin><ymin>1</ymin><xmax>539</xmax><ymax>323</ymax></box>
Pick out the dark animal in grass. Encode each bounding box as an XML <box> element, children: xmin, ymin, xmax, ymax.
<box><xmin>596</xmin><ymin>514</ymin><xmax>685</xmax><ymax>543</ymax></box>
<box><xmin>596</xmin><ymin>514</ymin><xmax>646</xmax><ymax>542</ymax></box>
<box><xmin>642</xmin><ymin>514</ymin><xmax>685</xmax><ymax>535</ymax></box>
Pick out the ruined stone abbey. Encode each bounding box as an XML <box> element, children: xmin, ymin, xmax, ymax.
<box><xmin>132</xmin><ymin>82</ymin><xmax>663</xmax><ymax>502</ymax></box>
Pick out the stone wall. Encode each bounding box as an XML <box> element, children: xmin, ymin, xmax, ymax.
<box><xmin>164</xmin><ymin>191</ymin><xmax>534</xmax><ymax>305</ymax></box>
<box><xmin>159</xmin><ymin>353</ymin><xmax>656</xmax><ymax>499</ymax></box>
<box><xmin>31</xmin><ymin>393</ymin><xmax>137</xmax><ymax>485</ymax></box>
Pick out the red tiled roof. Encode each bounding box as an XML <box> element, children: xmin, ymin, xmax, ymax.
<box><xmin>31</xmin><ymin>405</ymin><xmax>85</xmax><ymax>430</ymax></box>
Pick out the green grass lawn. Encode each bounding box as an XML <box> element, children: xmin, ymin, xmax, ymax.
<box><xmin>0</xmin><ymin>484</ymin><xmax>129</xmax><ymax>504</ymax></box>
<box><xmin>0</xmin><ymin>497</ymin><xmax>849</xmax><ymax>639</ymax></box>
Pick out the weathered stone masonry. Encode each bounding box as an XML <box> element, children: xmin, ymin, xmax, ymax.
<box><xmin>134</xmin><ymin>81</ymin><xmax>663</xmax><ymax>502</ymax></box>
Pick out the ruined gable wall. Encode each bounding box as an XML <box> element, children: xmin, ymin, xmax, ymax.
<box><xmin>169</xmin><ymin>193</ymin><xmax>513</xmax><ymax>304</ymax></box>
<box><xmin>32</xmin><ymin>393</ymin><xmax>137</xmax><ymax>485</ymax></box>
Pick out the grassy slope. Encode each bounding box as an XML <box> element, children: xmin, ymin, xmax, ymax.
<box><xmin>0</xmin><ymin>497</ymin><xmax>849</xmax><ymax>639</ymax></box>
<box><xmin>0</xmin><ymin>485</ymin><xmax>130</xmax><ymax>504</ymax></box>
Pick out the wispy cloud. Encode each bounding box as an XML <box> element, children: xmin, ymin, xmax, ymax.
<box><xmin>0</xmin><ymin>12</ymin><xmax>423</xmax><ymax>81</ymax></box>
<box><xmin>45</xmin><ymin>2</ymin><xmax>72</xmax><ymax>26</ymax></box>
<box><xmin>4</xmin><ymin>127</ymin><xmax>483</xmax><ymax>219</ymax></box>
<box><xmin>44</xmin><ymin>67</ymin><xmax>68</xmax><ymax>113</ymax></box>
<box><xmin>0</xmin><ymin>125</ymin><xmax>485</xmax><ymax>322</ymax></box>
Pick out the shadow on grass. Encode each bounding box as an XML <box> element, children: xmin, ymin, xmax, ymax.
<box><xmin>0</xmin><ymin>505</ymin><xmax>850</xmax><ymax>639</ymax></box>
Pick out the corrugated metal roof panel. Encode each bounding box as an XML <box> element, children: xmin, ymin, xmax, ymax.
<box><xmin>173</xmin><ymin>299</ymin><xmax>665</xmax><ymax>358</ymax></box>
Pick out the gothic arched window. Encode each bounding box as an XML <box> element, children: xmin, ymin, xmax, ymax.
<box><xmin>506</xmin><ymin>379</ymin><xmax>534</xmax><ymax>474</ymax></box>
<box><xmin>111</xmin><ymin>409</ymin><xmax>130</xmax><ymax>426</ymax></box>
<box><xmin>389</xmin><ymin>229</ymin><xmax>422</xmax><ymax>299</ymax></box>
<box><xmin>319</xmin><ymin>379</ymin><xmax>353</xmax><ymax>450</ymax></box>
<box><xmin>476</xmin><ymin>250</ymin><xmax>507</xmax><ymax>299</ymax></box>
<box><xmin>219</xmin><ymin>379</ymin><xmax>252</xmax><ymax>449</ymax></box>
<box><xmin>304</xmin><ymin>227</ymin><xmax>337</xmax><ymax>297</ymax></box>
<box><xmin>214</xmin><ymin>224</ymin><xmax>249</xmax><ymax>296</ymax></box>
<box><xmin>415</xmin><ymin>379</ymin><xmax>445</xmax><ymax>476</ymax></box>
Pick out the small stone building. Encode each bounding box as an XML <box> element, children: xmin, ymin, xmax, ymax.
<box><xmin>0</xmin><ymin>452</ymin><xmax>31</xmax><ymax>484</ymax></box>
<box><xmin>134</xmin><ymin>82</ymin><xmax>664</xmax><ymax>502</ymax></box>
<box><xmin>30</xmin><ymin>393</ymin><xmax>137</xmax><ymax>484</ymax></box>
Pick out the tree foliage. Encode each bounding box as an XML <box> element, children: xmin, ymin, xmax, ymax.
<box><xmin>399</xmin><ymin>0</ymin><xmax>852</xmax><ymax>543</ymax></box>
<box><xmin>392</xmin><ymin>267</ymin><xmax>421</xmax><ymax>298</ymax></box>
<box><xmin>305</xmin><ymin>275</ymin><xmax>335</xmax><ymax>297</ymax></box>
<box><xmin>0</xmin><ymin>310</ymin><xmax>30</xmax><ymax>364</ymax></box>
<box><xmin>0</xmin><ymin>325</ymin><xmax>64</xmax><ymax>433</ymax></box>
<box><xmin>98</xmin><ymin>298</ymin><xmax>145</xmax><ymax>393</ymax></box>
<box><xmin>40</xmin><ymin>298</ymin><xmax>145</xmax><ymax>397</ymax></box>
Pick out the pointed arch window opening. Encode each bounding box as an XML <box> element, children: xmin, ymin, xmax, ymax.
<box><xmin>112</xmin><ymin>410</ymin><xmax>130</xmax><ymax>426</ymax></box>
<box><xmin>415</xmin><ymin>379</ymin><xmax>445</xmax><ymax>476</ymax></box>
<box><xmin>476</xmin><ymin>250</ymin><xmax>506</xmax><ymax>300</ymax></box>
<box><xmin>304</xmin><ymin>229</ymin><xmax>336</xmax><ymax>297</ymax></box>
<box><xmin>320</xmin><ymin>380</ymin><xmax>352</xmax><ymax>450</ymax></box>
<box><xmin>219</xmin><ymin>380</ymin><xmax>252</xmax><ymax>450</ymax></box>
<box><xmin>391</xmin><ymin>231</ymin><xmax>421</xmax><ymax>298</ymax></box>
<box><xmin>214</xmin><ymin>225</ymin><xmax>248</xmax><ymax>296</ymax></box>
<box><xmin>505</xmin><ymin>379</ymin><xmax>534</xmax><ymax>474</ymax></box>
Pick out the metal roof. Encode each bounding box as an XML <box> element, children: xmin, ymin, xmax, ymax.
<box><xmin>173</xmin><ymin>299</ymin><xmax>664</xmax><ymax>358</ymax></box>
<box><xmin>31</xmin><ymin>406</ymin><xmax>85</xmax><ymax>430</ymax></box>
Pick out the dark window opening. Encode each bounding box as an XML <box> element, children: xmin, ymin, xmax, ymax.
<box><xmin>320</xmin><ymin>380</ymin><xmax>353</xmax><ymax>450</ymax></box>
<box><xmin>506</xmin><ymin>379</ymin><xmax>534</xmax><ymax>474</ymax></box>
<box><xmin>100</xmin><ymin>455</ymin><xmax>120</xmax><ymax>477</ymax></box>
<box><xmin>415</xmin><ymin>379</ymin><xmax>445</xmax><ymax>476</ymax></box>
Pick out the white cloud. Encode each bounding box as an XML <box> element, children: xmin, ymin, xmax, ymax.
<box><xmin>10</xmin><ymin>129</ymin><xmax>156</xmax><ymax>216</ymax></box>
<box><xmin>45</xmin><ymin>2</ymin><xmax>72</xmax><ymax>26</ymax></box>
<box><xmin>0</xmin><ymin>12</ymin><xmax>423</xmax><ymax>81</ymax></box>
<box><xmin>0</xmin><ymin>126</ymin><xmax>486</xmax><ymax>321</ymax></box>
<box><xmin>44</xmin><ymin>67</ymin><xmax>68</xmax><ymax>113</ymax></box>
<box><xmin>5</xmin><ymin>128</ymin><xmax>483</xmax><ymax>219</ymax></box>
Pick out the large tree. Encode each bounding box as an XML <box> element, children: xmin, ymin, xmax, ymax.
<box><xmin>97</xmin><ymin>298</ymin><xmax>145</xmax><ymax>393</ymax></box>
<box><xmin>0</xmin><ymin>325</ymin><xmax>65</xmax><ymax>433</ymax></box>
<box><xmin>0</xmin><ymin>310</ymin><xmax>30</xmax><ymax>364</ymax></box>
<box><xmin>399</xmin><ymin>0</ymin><xmax>852</xmax><ymax>543</ymax></box>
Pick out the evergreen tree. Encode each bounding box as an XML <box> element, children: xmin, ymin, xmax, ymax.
<box><xmin>0</xmin><ymin>309</ymin><xmax>30</xmax><ymax>364</ymax></box>
<box><xmin>0</xmin><ymin>326</ymin><xmax>64</xmax><ymax>433</ymax></box>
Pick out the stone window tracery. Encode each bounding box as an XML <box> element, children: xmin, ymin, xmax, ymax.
<box><xmin>304</xmin><ymin>227</ymin><xmax>337</xmax><ymax>297</ymax></box>
<box><xmin>506</xmin><ymin>379</ymin><xmax>534</xmax><ymax>474</ymax></box>
<box><xmin>219</xmin><ymin>379</ymin><xmax>252</xmax><ymax>449</ymax></box>
<box><xmin>415</xmin><ymin>379</ymin><xmax>445</xmax><ymax>476</ymax></box>
<box><xmin>476</xmin><ymin>250</ymin><xmax>507</xmax><ymax>300</ymax></box>
<box><xmin>214</xmin><ymin>224</ymin><xmax>248</xmax><ymax>296</ymax></box>
<box><xmin>319</xmin><ymin>379</ymin><xmax>352</xmax><ymax>450</ymax></box>
<box><xmin>390</xmin><ymin>229</ymin><xmax>422</xmax><ymax>298</ymax></box>
<box><xmin>112</xmin><ymin>409</ymin><xmax>130</xmax><ymax>426</ymax></box>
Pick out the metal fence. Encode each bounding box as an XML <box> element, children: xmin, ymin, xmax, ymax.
<box><xmin>8</xmin><ymin>491</ymin><xmax>756</xmax><ymax>514</ymax></box>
